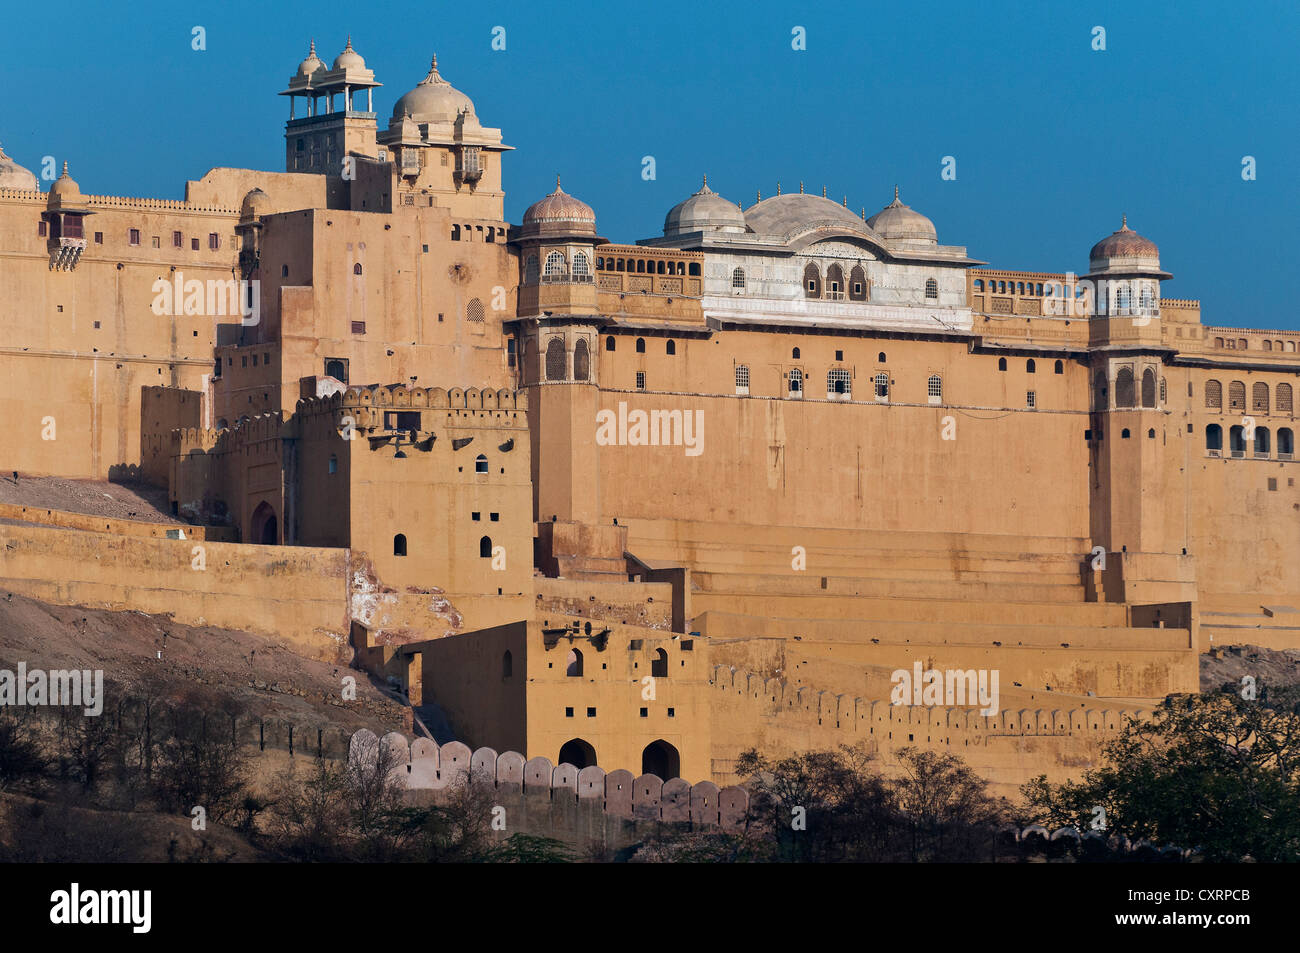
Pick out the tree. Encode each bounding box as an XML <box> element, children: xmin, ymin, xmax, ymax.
<box><xmin>1022</xmin><ymin>692</ymin><xmax>1300</xmax><ymax>861</ymax></box>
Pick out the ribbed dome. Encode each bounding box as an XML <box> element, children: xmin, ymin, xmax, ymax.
<box><xmin>297</xmin><ymin>39</ymin><xmax>325</xmax><ymax>77</ymax></box>
<box><xmin>1090</xmin><ymin>217</ymin><xmax>1159</xmax><ymax>262</ymax></box>
<box><xmin>522</xmin><ymin>178</ymin><xmax>596</xmax><ymax>235</ymax></box>
<box><xmin>663</xmin><ymin>176</ymin><xmax>746</xmax><ymax>236</ymax></box>
<box><xmin>332</xmin><ymin>36</ymin><xmax>365</xmax><ymax>71</ymax></box>
<box><xmin>0</xmin><ymin>142</ymin><xmax>37</xmax><ymax>191</ymax></box>
<box><xmin>743</xmin><ymin>192</ymin><xmax>865</xmax><ymax>237</ymax></box>
<box><xmin>240</xmin><ymin>188</ymin><xmax>269</xmax><ymax>222</ymax></box>
<box><xmin>391</xmin><ymin>55</ymin><xmax>475</xmax><ymax>123</ymax></box>
<box><xmin>866</xmin><ymin>188</ymin><xmax>937</xmax><ymax>243</ymax></box>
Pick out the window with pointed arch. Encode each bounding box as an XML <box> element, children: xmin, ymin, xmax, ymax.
<box><xmin>925</xmin><ymin>277</ymin><xmax>938</xmax><ymax>299</ymax></box>
<box><xmin>1205</xmin><ymin>379</ymin><xmax>1222</xmax><ymax>410</ymax></box>
<box><xmin>573</xmin><ymin>339</ymin><xmax>590</xmax><ymax>381</ymax></box>
<box><xmin>544</xmin><ymin>250</ymin><xmax>566</xmax><ymax>277</ymax></box>
<box><xmin>789</xmin><ymin>367</ymin><xmax>803</xmax><ymax>396</ymax></box>
<box><xmin>732</xmin><ymin>267</ymin><xmax>746</xmax><ymax>290</ymax></box>
<box><xmin>545</xmin><ymin>337</ymin><xmax>566</xmax><ymax>380</ymax></box>
<box><xmin>572</xmin><ymin>251</ymin><xmax>590</xmax><ymax>277</ymax></box>
<box><xmin>928</xmin><ymin>374</ymin><xmax>943</xmax><ymax>403</ymax></box>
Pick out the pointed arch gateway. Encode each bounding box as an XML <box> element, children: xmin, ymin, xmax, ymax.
<box><xmin>641</xmin><ymin>739</ymin><xmax>680</xmax><ymax>780</ymax></box>
<box><xmin>559</xmin><ymin>738</ymin><xmax>597</xmax><ymax>769</ymax></box>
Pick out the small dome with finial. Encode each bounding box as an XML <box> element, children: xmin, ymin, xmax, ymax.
<box><xmin>332</xmin><ymin>36</ymin><xmax>366</xmax><ymax>71</ymax></box>
<box><xmin>47</xmin><ymin>161</ymin><xmax>83</xmax><ymax>207</ymax></box>
<box><xmin>866</xmin><ymin>186</ymin><xmax>937</xmax><ymax>244</ymax></box>
<box><xmin>240</xmin><ymin>188</ymin><xmax>270</xmax><ymax>222</ymax></box>
<box><xmin>521</xmin><ymin>176</ymin><xmax>597</xmax><ymax>237</ymax></box>
<box><xmin>663</xmin><ymin>175</ymin><xmax>747</xmax><ymax>236</ymax></box>
<box><xmin>391</xmin><ymin>53</ymin><xmax>477</xmax><ymax>124</ymax></box>
<box><xmin>1087</xmin><ymin>216</ymin><xmax>1169</xmax><ymax>279</ymax></box>
<box><xmin>297</xmin><ymin>39</ymin><xmax>325</xmax><ymax>78</ymax></box>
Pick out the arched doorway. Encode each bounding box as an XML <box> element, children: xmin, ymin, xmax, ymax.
<box><xmin>558</xmin><ymin>738</ymin><xmax>597</xmax><ymax>769</ymax></box>
<box><xmin>250</xmin><ymin>501</ymin><xmax>277</xmax><ymax>545</ymax></box>
<box><xmin>641</xmin><ymin>739</ymin><xmax>680</xmax><ymax>780</ymax></box>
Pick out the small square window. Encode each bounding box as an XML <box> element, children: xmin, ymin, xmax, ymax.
<box><xmin>667</xmin><ymin>708</ymin><xmax>675</xmax><ymax>717</ymax></box>
<box><xmin>351</xmin><ymin>321</ymin><xmax>366</xmax><ymax>334</ymax></box>
<box><xmin>94</xmin><ymin>232</ymin><xmax>103</xmax><ymax>244</ymax></box>
<box><xmin>586</xmin><ymin>707</ymin><xmax>596</xmax><ymax>718</ymax></box>
<box><xmin>93</xmin><ymin>320</ymin><xmax>100</xmax><ymax>329</ymax></box>
<box><xmin>56</xmin><ymin>305</ymin><xmax>63</xmax><ymax>313</ymax></box>
<box><xmin>1268</xmin><ymin>478</ymin><xmax>1278</xmax><ymax>491</ymax></box>
<box><xmin>565</xmin><ymin>707</ymin><xmax>574</xmax><ymax>717</ymax></box>
<box><xmin>489</xmin><ymin>513</ymin><xmax>499</xmax><ymax>522</ymax></box>
<box><xmin>472</xmin><ymin>512</ymin><xmax>480</xmax><ymax>521</ymax></box>
<box><xmin>640</xmin><ymin>707</ymin><xmax>648</xmax><ymax>718</ymax></box>
<box><xmin>422</xmin><ymin>244</ymin><xmax>429</xmax><ymax>253</ymax></box>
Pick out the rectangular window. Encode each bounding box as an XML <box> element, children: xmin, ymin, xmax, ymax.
<box><xmin>586</xmin><ymin>707</ymin><xmax>596</xmax><ymax>718</ymax></box>
<box><xmin>173</xmin><ymin>231</ymin><xmax>182</xmax><ymax>248</ymax></box>
<box><xmin>565</xmin><ymin>707</ymin><xmax>574</xmax><ymax>718</ymax></box>
<box><xmin>1027</xmin><ymin>391</ymin><xmax>1037</xmax><ymax>409</ymax></box>
<box><xmin>129</xmin><ymin>229</ymin><xmax>141</xmax><ymax>245</ymax></box>
<box><xmin>384</xmin><ymin>410</ymin><xmax>421</xmax><ymax>430</ymax></box>
<box><xmin>191</xmin><ymin>238</ymin><xmax>199</xmax><ymax>250</ymax></box>
<box><xmin>37</xmin><ymin>221</ymin><xmax>47</xmax><ymax>237</ymax></box>
<box><xmin>209</xmin><ymin>233</ymin><xmax>220</xmax><ymax>250</ymax></box>
<box><xmin>151</xmin><ymin>235</ymin><xmax>160</xmax><ymax>248</ymax></box>
<box><xmin>636</xmin><ymin>371</ymin><xmax>646</xmax><ymax>391</ymax></box>
<box><xmin>94</xmin><ymin>232</ymin><xmax>103</xmax><ymax>244</ymax></box>
<box><xmin>351</xmin><ymin>320</ymin><xmax>366</xmax><ymax>335</ymax></box>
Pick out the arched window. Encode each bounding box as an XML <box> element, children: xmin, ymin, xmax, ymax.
<box><xmin>735</xmin><ymin>364</ymin><xmax>750</xmax><ymax>393</ymax></box>
<box><xmin>606</xmin><ymin>336</ymin><xmax>616</xmax><ymax>352</ymax></box>
<box><xmin>665</xmin><ymin>339</ymin><xmax>676</xmax><ymax>355</ymax></box>
<box><xmin>1116</xmin><ymin>283</ymin><xmax>1131</xmax><ymax>312</ymax></box>
<box><xmin>789</xmin><ymin>367</ymin><xmax>803</xmax><ymax>395</ymax></box>
<box><xmin>1205</xmin><ymin>380</ymin><xmax>1222</xmax><ymax>410</ymax></box>
<box><xmin>850</xmin><ymin>265</ymin><xmax>867</xmax><ymax>301</ymax></box>
<box><xmin>792</xmin><ymin>347</ymin><xmax>800</xmax><ymax>359</ymax></box>
<box><xmin>1278</xmin><ymin>428</ymin><xmax>1294</xmax><ymax>458</ymax></box>
<box><xmin>573</xmin><ymin>339</ymin><xmax>589</xmax><ymax>381</ymax></box>
<box><xmin>393</xmin><ymin>534</ymin><xmax>407</xmax><ymax>556</ymax></box>
<box><xmin>1141</xmin><ymin>368</ymin><xmax>1156</xmax><ymax>408</ymax></box>
<box><xmin>925</xmin><ymin>277</ymin><xmax>938</xmax><ymax>299</ymax></box>
<box><xmin>826</xmin><ymin>263</ymin><xmax>845</xmax><ymax>297</ymax></box>
<box><xmin>732</xmin><ymin>267</ymin><xmax>746</xmax><ymax>290</ymax></box>
<box><xmin>544</xmin><ymin>250</ymin><xmax>566</xmax><ymax>277</ymax></box>
<box><xmin>1229</xmin><ymin>381</ymin><xmax>1246</xmax><ymax>412</ymax></box>
<box><xmin>566</xmin><ymin>648</ymin><xmax>584</xmax><ymax>677</ymax></box>
<box><xmin>1255</xmin><ymin>427</ymin><xmax>1271</xmax><ymax>455</ymax></box>
<box><xmin>479</xmin><ymin>535</ymin><xmax>493</xmax><ymax>557</ymax></box>
<box><xmin>1264</xmin><ymin>340</ymin><xmax>1273</xmax><ymax>352</ymax></box>
<box><xmin>827</xmin><ymin>368</ymin><xmax>851</xmax><ymax>398</ymax></box>
<box><xmin>998</xmin><ymin>357</ymin><xmax>1007</xmax><ymax>372</ymax></box>
<box><xmin>524</xmin><ymin>254</ymin><xmax>538</xmax><ymax>282</ymax></box>
<box><xmin>558</xmin><ymin>738</ymin><xmax>596</xmax><ymax>769</ymax></box>
<box><xmin>1093</xmin><ymin>371</ymin><xmax>1108</xmax><ymax>411</ymax></box>
<box><xmin>572</xmin><ymin>251</ymin><xmax>590</xmax><ymax>277</ymax></box>
<box><xmin>1229</xmin><ymin>425</ymin><xmax>1246</xmax><ymax>456</ymax></box>
<box><xmin>1277</xmin><ymin>383</ymin><xmax>1293</xmax><ymax>414</ymax></box>
<box><xmin>928</xmin><ymin>374</ymin><xmax>943</xmax><ymax>403</ymax></box>
<box><xmin>451</xmin><ymin>224</ymin><xmax>461</xmax><ymax>241</ymax></box>
<box><xmin>878</xmin><ymin>352</ymin><xmax>887</xmax><ymax>363</ymax></box>
<box><xmin>1054</xmin><ymin>360</ymin><xmax>1064</xmax><ymax>374</ymax></box>
<box><xmin>325</xmin><ymin>358</ymin><xmax>347</xmax><ymax>380</ymax></box>
<box><xmin>1214</xmin><ymin>337</ymin><xmax>1224</xmax><ymax>348</ymax></box>
<box><xmin>1027</xmin><ymin>359</ymin><xmax>1036</xmax><ymax>374</ymax></box>
<box><xmin>475</xmin><ymin>453</ymin><xmax>488</xmax><ymax>474</ymax></box>
<box><xmin>642</xmin><ymin>739</ymin><xmax>680</xmax><ymax>780</ymax></box>
<box><xmin>803</xmin><ymin>263</ymin><xmax>821</xmax><ymax>298</ymax></box>
<box><xmin>466</xmin><ymin>297</ymin><xmax>484</xmax><ymax>324</ymax></box>
<box><xmin>546</xmin><ymin>337</ymin><xmax>566</xmax><ymax>380</ymax></box>
<box><xmin>973</xmin><ymin>279</ymin><xmax>984</xmax><ymax>291</ymax></box>
<box><xmin>1115</xmin><ymin>367</ymin><xmax>1135</xmax><ymax>408</ymax></box>
<box><xmin>1252</xmin><ymin>381</ymin><xmax>1270</xmax><ymax>414</ymax></box>
<box><xmin>1206</xmin><ymin>424</ymin><xmax>1223</xmax><ymax>454</ymax></box>
<box><xmin>635</xmin><ymin>338</ymin><xmax>645</xmax><ymax>354</ymax></box>
<box><xmin>1148</xmin><ymin>428</ymin><xmax>1156</xmax><ymax>439</ymax></box>
<box><xmin>874</xmin><ymin>372</ymin><xmax>889</xmax><ymax>400</ymax></box>
<box><xmin>1239</xmin><ymin>339</ymin><xmax>1248</xmax><ymax>350</ymax></box>
<box><xmin>353</xmin><ymin>263</ymin><xmax>363</xmax><ymax>275</ymax></box>
<box><xmin>502</xmin><ymin>651</ymin><xmax>513</xmax><ymax>678</ymax></box>
<box><xmin>651</xmin><ymin>648</ymin><xmax>668</xmax><ymax>678</ymax></box>
<box><xmin>1121</xmin><ymin>429</ymin><xmax>1131</xmax><ymax>439</ymax></box>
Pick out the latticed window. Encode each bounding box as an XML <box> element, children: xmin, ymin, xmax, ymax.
<box><xmin>466</xmin><ymin>298</ymin><xmax>484</xmax><ymax>323</ymax></box>
<box><xmin>573</xmin><ymin>252</ymin><xmax>590</xmax><ymax>277</ymax></box>
<box><xmin>1253</xmin><ymin>381</ymin><xmax>1270</xmax><ymax>414</ymax></box>
<box><xmin>789</xmin><ymin>368</ymin><xmax>802</xmax><ymax>394</ymax></box>
<box><xmin>1278</xmin><ymin>383</ymin><xmax>1293</xmax><ymax>414</ymax></box>
<box><xmin>1205</xmin><ymin>379</ymin><xmax>1222</xmax><ymax>410</ymax></box>
<box><xmin>928</xmin><ymin>375</ymin><xmax>943</xmax><ymax>400</ymax></box>
<box><xmin>545</xmin><ymin>337</ymin><xmax>566</xmax><ymax>381</ymax></box>
<box><xmin>732</xmin><ymin>267</ymin><xmax>745</xmax><ymax>289</ymax></box>
<box><xmin>1116</xmin><ymin>284</ymin><xmax>1132</xmax><ymax>312</ymax></box>
<box><xmin>636</xmin><ymin>371</ymin><xmax>646</xmax><ymax>391</ymax></box>
<box><xmin>1160</xmin><ymin>377</ymin><xmax>1167</xmax><ymax>403</ymax></box>
<box><xmin>875</xmin><ymin>372</ymin><xmax>889</xmax><ymax>400</ymax></box>
<box><xmin>735</xmin><ymin>365</ymin><xmax>750</xmax><ymax>392</ymax></box>
<box><xmin>827</xmin><ymin>368</ymin><xmax>851</xmax><ymax>398</ymax></box>
<box><xmin>1115</xmin><ymin>367</ymin><xmax>1135</xmax><ymax>408</ymax></box>
<box><xmin>524</xmin><ymin>255</ymin><xmax>538</xmax><ymax>282</ymax></box>
<box><xmin>544</xmin><ymin>251</ymin><xmax>566</xmax><ymax>277</ymax></box>
<box><xmin>573</xmin><ymin>339</ymin><xmax>589</xmax><ymax>381</ymax></box>
<box><xmin>1139</xmin><ymin>285</ymin><xmax>1154</xmax><ymax>309</ymax></box>
<box><xmin>1229</xmin><ymin>381</ymin><xmax>1246</xmax><ymax>412</ymax></box>
<box><xmin>925</xmin><ymin>278</ymin><xmax>938</xmax><ymax>299</ymax></box>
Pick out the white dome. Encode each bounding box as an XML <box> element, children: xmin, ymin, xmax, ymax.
<box><xmin>664</xmin><ymin>177</ymin><xmax>747</xmax><ymax>235</ymax></box>
<box><xmin>391</xmin><ymin>55</ymin><xmax>475</xmax><ymax>123</ymax></box>
<box><xmin>0</xmin><ymin>142</ymin><xmax>37</xmax><ymax>191</ymax></box>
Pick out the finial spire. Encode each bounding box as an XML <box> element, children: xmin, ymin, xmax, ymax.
<box><xmin>861</xmin><ymin>207</ymin><xmax>866</xmax><ymax>220</ymax></box>
<box><xmin>345</xmin><ymin>35</ymin><xmax>354</xmax><ymax>51</ymax></box>
<box><xmin>894</xmin><ymin>184</ymin><xmax>899</xmax><ymax>201</ymax></box>
<box><xmin>556</xmin><ymin>174</ymin><xmax>561</xmax><ymax>191</ymax></box>
<box><xmin>309</xmin><ymin>38</ymin><xmax>316</xmax><ymax>54</ymax></box>
<box><xmin>776</xmin><ymin>181</ymin><xmax>781</xmax><ymax>196</ymax></box>
<box><xmin>702</xmin><ymin>173</ymin><xmax>708</xmax><ymax>189</ymax></box>
<box><xmin>842</xmin><ymin>195</ymin><xmax>847</xmax><ymax>207</ymax></box>
<box><xmin>1121</xmin><ymin>214</ymin><xmax>1128</xmax><ymax>229</ymax></box>
<box><xmin>61</xmin><ymin>161</ymin><xmax>68</xmax><ymax>176</ymax></box>
<box><xmin>756</xmin><ymin>189</ymin><xmax>761</xmax><ymax>203</ymax></box>
<box><xmin>799</xmin><ymin>181</ymin><xmax>804</xmax><ymax>194</ymax></box>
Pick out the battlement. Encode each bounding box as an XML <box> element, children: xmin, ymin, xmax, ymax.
<box><xmin>295</xmin><ymin>383</ymin><xmax>528</xmax><ymax>418</ymax></box>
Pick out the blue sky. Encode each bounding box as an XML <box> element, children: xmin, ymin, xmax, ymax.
<box><xmin>4</xmin><ymin>0</ymin><xmax>1296</xmax><ymax>328</ymax></box>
